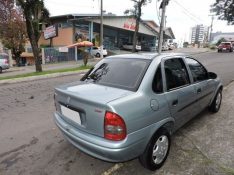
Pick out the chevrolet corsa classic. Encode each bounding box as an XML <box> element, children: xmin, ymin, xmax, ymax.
<box><xmin>54</xmin><ymin>53</ymin><xmax>222</xmax><ymax>170</ymax></box>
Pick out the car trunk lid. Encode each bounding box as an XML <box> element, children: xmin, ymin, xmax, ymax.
<box><xmin>55</xmin><ymin>81</ymin><xmax>133</xmax><ymax>137</ymax></box>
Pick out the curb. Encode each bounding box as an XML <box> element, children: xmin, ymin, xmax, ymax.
<box><xmin>0</xmin><ymin>70</ymin><xmax>89</xmax><ymax>85</ymax></box>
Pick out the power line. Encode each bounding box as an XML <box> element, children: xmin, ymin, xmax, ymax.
<box><xmin>172</xmin><ymin>0</ymin><xmax>205</xmax><ymax>23</ymax></box>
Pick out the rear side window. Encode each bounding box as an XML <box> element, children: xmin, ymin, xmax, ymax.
<box><xmin>81</xmin><ymin>58</ymin><xmax>151</xmax><ymax>91</ymax></box>
<box><xmin>164</xmin><ymin>58</ymin><xmax>190</xmax><ymax>91</ymax></box>
<box><xmin>152</xmin><ymin>65</ymin><xmax>163</xmax><ymax>93</ymax></box>
<box><xmin>185</xmin><ymin>58</ymin><xmax>208</xmax><ymax>82</ymax></box>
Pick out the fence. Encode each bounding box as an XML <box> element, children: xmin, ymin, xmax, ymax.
<box><xmin>43</xmin><ymin>47</ymin><xmax>76</xmax><ymax>64</ymax></box>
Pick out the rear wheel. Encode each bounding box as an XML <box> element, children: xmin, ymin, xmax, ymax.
<box><xmin>0</xmin><ymin>67</ymin><xmax>2</xmax><ymax>73</ymax></box>
<box><xmin>96</xmin><ymin>53</ymin><xmax>100</xmax><ymax>57</ymax></box>
<box><xmin>209</xmin><ymin>89</ymin><xmax>222</xmax><ymax>113</ymax></box>
<box><xmin>139</xmin><ymin>128</ymin><xmax>170</xmax><ymax>171</ymax></box>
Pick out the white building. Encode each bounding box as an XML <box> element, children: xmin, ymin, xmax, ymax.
<box><xmin>190</xmin><ymin>24</ymin><xmax>208</xmax><ymax>44</ymax></box>
<box><xmin>210</xmin><ymin>32</ymin><xmax>234</xmax><ymax>44</ymax></box>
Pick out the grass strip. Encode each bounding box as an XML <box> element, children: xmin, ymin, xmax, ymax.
<box><xmin>0</xmin><ymin>65</ymin><xmax>92</xmax><ymax>80</ymax></box>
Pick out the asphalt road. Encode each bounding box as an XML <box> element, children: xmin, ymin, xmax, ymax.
<box><xmin>0</xmin><ymin>51</ymin><xmax>234</xmax><ymax>175</ymax></box>
<box><xmin>194</xmin><ymin>51</ymin><xmax>234</xmax><ymax>86</ymax></box>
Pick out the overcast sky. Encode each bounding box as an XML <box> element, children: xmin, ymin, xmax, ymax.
<box><xmin>44</xmin><ymin>0</ymin><xmax>234</xmax><ymax>44</ymax></box>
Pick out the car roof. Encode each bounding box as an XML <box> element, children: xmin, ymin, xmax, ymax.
<box><xmin>106</xmin><ymin>52</ymin><xmax>186</xmax><ymax>60</ymax></box>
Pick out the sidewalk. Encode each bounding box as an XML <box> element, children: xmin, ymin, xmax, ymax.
<box><xmin>0</xmin><ymin>58</ymin><xmax>100</xmax><ymax>78</ymax></box>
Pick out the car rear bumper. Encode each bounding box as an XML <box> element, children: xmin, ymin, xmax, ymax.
<box><xmin>54</xmin><ymin>112</ymin><xmax>146</xmax><ymax>162</ymax></box>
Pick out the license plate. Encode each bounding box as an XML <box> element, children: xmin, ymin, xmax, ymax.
<box><xmin>223</xmin><ymin>48</ymin><xmax>226</xmax><ymax>50</ymax></box>
<box><xmin>60</xmin><ymin>105</ymin><xmax>81</xmax><ymax>125</ymax></box>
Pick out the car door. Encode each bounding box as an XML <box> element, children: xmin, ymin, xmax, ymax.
<box><xmin>162</xmin><ymin>57</ymin><xmax>198</xmax><ymax>130</ymax></box>
<box><xmin>185</xmin><ymin>57</ymin><xmax>214</xmax><ymax>110</ymax></box>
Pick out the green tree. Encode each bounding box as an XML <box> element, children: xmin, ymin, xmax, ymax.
<box><xmin>216</xmin><ymin>37</ymin><xmax>227</xmax><ymax>46</ymax></box>
<box><xmin>125</xmin><ymin>0</ymin><xmax>152</xmax><ymax>52</ymax></box>
<box><xmin>17</xmin><ymin>0</ymin><xmax>50</xmax><ymax>72</ymax></box>
<box><xmin>183</xmin><ymin>42</ymin><xmax>189</xmax><ymax>48</ymax></box>
<box><xmin>211</xmin><ymin>0</ymin><xmax>234</xmax><ymax>24</ymax></box>
<box><xmin>0</xmin><ymin>0</ymin><xmax>26</xmax><ymax>64</ymax></box>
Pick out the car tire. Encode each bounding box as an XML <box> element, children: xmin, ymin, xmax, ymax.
<box><xmin>209</xmin><ymin>89</ymin><xmax>222</xmax><ymax>113</ymax></box>
<box><xmin>0</xmin><ymin>67</ymin><xmax>2</xmax><ymax>73</ymax></box>
<box><xmin>139</xmin><ymin>128</ymin><xmax>170</xmax><ymax>171</ymax></box>
<box><xmin>96</xmin><ymin>53</ymin><xmax>100</xmax><ymax>57</ymax></box>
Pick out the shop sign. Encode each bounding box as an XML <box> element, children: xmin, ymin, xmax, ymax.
<box><xmin>123</xmin><ymin>18</ymin><xmax>136</xmax><ymax>31</ymax></box>
<box><xmin>59</xmin><ymin>47</ymin><xmax>68</xmax><ymax>52</ymax></box>
<box><xmin>44</xmin><ymin>25</ymin><xmax>58</xmax><ymax>40</ymax></box>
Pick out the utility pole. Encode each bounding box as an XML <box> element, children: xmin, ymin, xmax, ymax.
<box><xmin>209</xmin><ymin>15</ymin><xmax>214</xmax><ymax>43</ymax></box>
<box><xmin>158</xmin><ymin>0</ymin><xmax>169</xmax><ymax>54</ymax></box>
<box><xmin>100</xmin><ymin>0</ymin><xmax>104</xmax><ymax>59</ymax></box>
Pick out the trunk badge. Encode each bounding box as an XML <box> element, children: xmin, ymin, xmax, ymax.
<box><xmin>67</xmin><ymin>96</ymin><xmax>71</xmax><ymax>104</ymax></box>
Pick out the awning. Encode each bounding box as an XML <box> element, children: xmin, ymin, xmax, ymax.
<box><xmin>21</xmin><ymin>52</ymin><xmax>34</xmax><ymax>58</ymax></box>
<box><xmin>67</xmin><ymin>41</ymin><xmax>93</xmax><ymax>48</ymax></box>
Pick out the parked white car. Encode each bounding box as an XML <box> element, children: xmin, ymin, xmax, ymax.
<box><xmin>91</xmin><ymin>47</ymin><xmax>108</xmax><ymax>57</ymax></box>
<box><xmin>122</xmin><ymin>43</ymin><xmax>141</xmax><ymax>51</ymax></box>
<box><xmin>162</xmin><ymin>45</ymin><xmax>169</xmax><ymax>51</ymax></box>
<box><xmin>0</xmin><ymin>53</ymin><xmax>9</xmax><ymax>73</ymax></box>
<box><xmin>168</xmin><ymin>44</ymin><xmax>175</xmax><ymax>50</ymax></box>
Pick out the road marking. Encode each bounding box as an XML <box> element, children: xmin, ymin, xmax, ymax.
<box><xmin>101</xmin><ymin>163</ymin><xmax>124</xmax><ymax>175</ymax></box>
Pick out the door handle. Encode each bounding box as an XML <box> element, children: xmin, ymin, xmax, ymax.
<box><xmin>172</xmin><ymin>99</ymin><xmax>178</xmax><ymax>106</ymax></box>
<box><xmin>197</xmin><ymin>88</ymin><xmax>202</xmax><ymax>94</ymax></box>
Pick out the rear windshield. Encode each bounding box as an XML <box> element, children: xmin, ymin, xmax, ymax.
<box><xmin>222</xmin><ymin>43</ymin><xmax>231</xmax><ymax>46</ymax></box>
<box><xmin>81</xmin><ymin>58</ymin><xmax>151</xmax><ymax>91</ymax></box>
<box><xmin>0</xmin><ymin>54</ymin><xmax>9</xmax><ymax>60</ymax></box>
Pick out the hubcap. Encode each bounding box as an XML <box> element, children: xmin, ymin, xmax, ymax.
<box><xmin>152</xmin><ymin>135</ymin><xmax>169</xmax><ymax>164</ymax></box>
<box><xmin>215</xmin><ymin>92</ymin><xmax>221</xmax><ymax>110</ymax></box>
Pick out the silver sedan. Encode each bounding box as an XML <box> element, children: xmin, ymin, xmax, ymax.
<box><xmin>54</xmin><ymin>53</ymin><xmax>222</xmax><ymax>171</ymax></box>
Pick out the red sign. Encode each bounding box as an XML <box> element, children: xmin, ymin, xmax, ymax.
<box><xmin>123</xmin><ymin>18</ymin><xmax>136</xmax><ymax>31</ymax></box>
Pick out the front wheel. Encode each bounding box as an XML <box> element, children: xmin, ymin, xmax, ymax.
<box><xmin>209</xmin><ymin>89</ymin><xmax>222</xmax><ymax>113</ymax></box>
<box><xmin>139</xmin><ymin>128</ymin><xmax>170</xmax><ymax>171</ymax></box>
<box><xmin>0</xmin><ymin>67</ymin><xmax>2</xmax><ymax>73</ymax></box>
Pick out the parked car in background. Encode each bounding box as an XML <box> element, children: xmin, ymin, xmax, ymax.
<box><xmin>168</xmin><ymin>44</ymin><xmax>175</xmax><ymax>50</ymax></box>
<box><xmin>54</xmin><ymin>53</ymin><xmax>222</xmax><ymax>171</ymax></box>
<box><xmin>218</xmin><ymin>42</ymin><xmax>233</xmax><ymax>52</ymax></box>
<box><xmin>162</xmin><ymin>45</ymin><xmax>169</xmax><ymax>51</ymax></box>
<box><xmin>122</xmin><ymin>43</ymin><xmax>141</xmax><ymax>51</ymax></box>
<box><xmin>90</xmin><ymin>46</ymin><xmax>108</xmax><ymax>57</ymax></box>
<box><xmin>0</xmin><ymin>53</ymin><xmax>9</xmax><ymax>73</ymax></box>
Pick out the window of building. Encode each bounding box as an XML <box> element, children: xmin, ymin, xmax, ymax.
<box><xmin>164</xmin><ymin>58</ymin><xmax>190</xmax><ymax>91</ymax></box>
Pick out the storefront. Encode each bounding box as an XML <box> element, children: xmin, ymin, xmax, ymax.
<box><xmin>38</xmin><ymin>14</ymin><xmax>171</xmax><ymax>51</ymax></box>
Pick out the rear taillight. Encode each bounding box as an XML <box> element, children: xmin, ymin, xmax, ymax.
<box><xmin>4</xmin><ymin>59</ymin><xmax>9</xmax><ymax>64</ymax></box>
<box><xmin>104</xmin><ymin>111</ymin><xmax>126</xmax><ymax>141</ymax></box>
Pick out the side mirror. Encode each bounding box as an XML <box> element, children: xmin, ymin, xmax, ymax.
<box><xmin>208</xmin><ymin>72</ymin><xmax>217</xmax><ymax>79</ymax></box>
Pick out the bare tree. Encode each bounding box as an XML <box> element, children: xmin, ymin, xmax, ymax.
<box><xmin>0</xmin><ymin>0</ymin><xmax>26</xmax><ymax>65</ymax></box>
<box><xmin>17</xmin><ymin>0</ymin><xmax>50</xmax><ymax>72</ymax></box>
<box><xmin>125</xmin><ymin>0</ymin><xmax>152</xmax><ymax>52</ymax></box>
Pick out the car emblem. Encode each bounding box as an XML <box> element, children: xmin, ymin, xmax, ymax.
<box><xmin>67</xmin><ymin>96</ymin><xmax>71</xmax><ymax>104</ymax></box>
